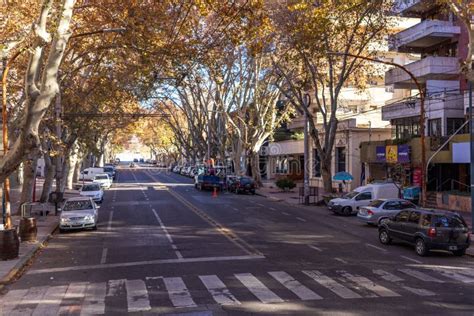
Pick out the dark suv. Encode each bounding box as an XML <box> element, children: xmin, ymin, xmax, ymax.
<box><xmin>378</xmin><ymin>209</ymin><xmax>470</xmax><ymax>256</ymax></box>
<box><xmin>229</xmin><ymin>176</ymin><xmax>256</xmax><ymax>195</ymax></box>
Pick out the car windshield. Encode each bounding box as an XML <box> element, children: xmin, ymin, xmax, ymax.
<box><xmin>82</xmin><ymin>184</ymin><xmax>100</xmax><ymax>191</ymax></box>
<box><xmin>95</xmin><ymin>175</ymin><xmax>108</xmax><ymax>180</ymax></box>
<box><xmin>343</xmin><ymin>191</ymin><xmax>359</xmax><ymax>199</ymax></box>
<box><xmin>369</xmin><ymin>200</ymin><xmax>384</xmax><ymax>207</ymax></box>
<box><xmin>63</xmin><ymin>200</ymin><xmax>93</xmax><ymax>211</ymax></box>
<box><xmin>432</xmin><ymin>215</ymin><xmax>467</xmax><ymax>228</ymax></box>
<box><xmin>104</xmin><ymin>167</ymin><xmax>113</xmax><ymax>172</ymax></box>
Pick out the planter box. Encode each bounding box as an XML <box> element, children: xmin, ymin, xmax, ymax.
<box><xmin>436</xmin><ymin>192</ymin><xmax>471</xmax><ymax>213</ymax></box>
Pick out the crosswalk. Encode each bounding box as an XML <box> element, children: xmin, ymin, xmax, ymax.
<box><xmin>1</xmin><ymin>267</ymin><xmax>473</xmax><ymax>314</ymax></box>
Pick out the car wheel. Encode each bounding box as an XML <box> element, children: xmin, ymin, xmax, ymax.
<box><xmin>453</xmin><ymin>249</ymin><xmax>466</xmax><ymax>257</ymax></box>
<box><xmin>379</xmin><ymin>229</ymin><xmax>392</xmax><ymax>245</ymax></box>
<box><xmin>342</xmin><ymin>206</ymin><xmax>352</xmax><ymax>216</ymax></box>
<box><xmin>378</xmin><ymin>217</ymin><xmax>389</xmax><ymax>225</ymax></box>
<box><xmin>415</xmin><ymin>238</ymin><xmax>428</xmax><ymax>256</ymax></box>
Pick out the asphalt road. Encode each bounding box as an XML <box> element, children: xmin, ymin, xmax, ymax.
<box><xmin>1</xmin><ymin>165</ymin><xmax>474</xmax><ymax>315</ymax></box>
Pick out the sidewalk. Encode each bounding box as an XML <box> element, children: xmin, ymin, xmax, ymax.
<box><xmin>0</xmin><ymin>179</ymin><xmax>80</xmax><ymax>288</ymax></box>
<box><xmin>256</xmin><ymin>185</ymin><xmax>474</xmax><ymax>258</ymax></box>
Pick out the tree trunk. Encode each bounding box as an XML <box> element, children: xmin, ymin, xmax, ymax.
<box><xmin>249</xmin><ymin>151</ymin><xmax>262</xmax><ymax>187</ymax></box>
<box><xmin>73</xmin><ymin>160</ymin><xmax>81</xmax><ymax>183</ymax></box>
<box><xmin>321</xmin><ymin>160</ymin><xmax>333</xmax><ymax>194</ymax></box>
<box><xmin>18</xmin><ymin>151</ymin><xmax>40</xmax><ymax>211</ymax></box>
<box><xmin>17</xmin><ymin>163</ymin><xmax>24</xmax><ymax>187</ymax></box>
<box><xmin>40</xmin><ymin>153</ymin><xmax>55</xmax><ymax>203</ymax></box>
<box><xmin>64</xmin><ymin>148</ymin><xmax>78</xmax><ymax>190</ymax></box>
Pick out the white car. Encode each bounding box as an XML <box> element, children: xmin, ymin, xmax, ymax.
<box><xmin>59</xmin><ymin>197</ymin><xmax>98</xmax><ymax>232</ymax></box>
<box><xmin>80</xmin><ymin>183</ymin><xmax>104</xmax><ymax>203</ymax></box>
<box><xmin>93</xmin><ymin>173</ymin><xmax>112</xmax><ymax>189</ymax></box>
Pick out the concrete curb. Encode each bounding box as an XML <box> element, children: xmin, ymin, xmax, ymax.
<box><xmin>0</xmin><ymin>223</ymin><xmax>58</xmax><ymax>289</ymax></box>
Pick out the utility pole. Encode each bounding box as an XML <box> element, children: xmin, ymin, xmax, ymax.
<box><xmin>303</xmin><ymin>93</ymin><xmax>311</xmax><ymax>205</ymax></box>
<box><xmin>469</xmin><ymin>81</ymin><xmax>474</xmax><ymax>231</ymax></box>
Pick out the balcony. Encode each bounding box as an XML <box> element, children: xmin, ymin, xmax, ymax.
<box><xmin>389</xmin><ymin>20</ymin><xmax>460</xmax><ymax>53</ymax></box>
<box><xmin>392</xmin><ymin>0</ymin><xmax>439</xmax><ymax>17</ymax></box>
<box><xmin>385</xmin><ymin>56</ymin><xmax>459</xmax><ymax>88</ymax></box>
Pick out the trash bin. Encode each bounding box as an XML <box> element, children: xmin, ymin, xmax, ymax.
<box><xmin>19</xmin><ymin>217</ymin><xmax>37</xmax><ymax>242</ymax></box>
<box><xmin>0</xmin><ymin>228</ymin><xmax>20</xmax><ymax>260</ymax></box>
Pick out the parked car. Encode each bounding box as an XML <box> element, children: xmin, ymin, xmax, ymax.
<box><xmin>139</xmin><ymin>158</ymin><xmax>144</xmax><ymax>163</ymax></box>
<box><xmin>357</xmin><ymin>199</ymin><xmax>417</xmax><ymax>226</ymax></box>
<box><xmin>228</xmin><ymin>176</ymin><xmax>256</xmax><ymax>194</ymax></box>
<box><xmin>93</xmin><ymin>173</ymin><xmax>112</xmax><ymax>189</ymax></box>
<box><xmin>79</xmin><ymin>183</ymin><xmax>104</xmax><ymax>203</ymax></box>
<box><xmin>79</xmin><ymin>167</ymin><xmax>105</xmax><ymax>181</ymax></box>
<box><xmin>378</xmin><ymin>209</ymin><xmax>470</xmax><ymax>256</ymax></box>
<box><xmin>59</xmin><ymin>197</ymin><xmax>98</xmax><ymax>232</ymax></box>
<box><xmin>129</xmin><ymin>162</ymin><xmax>136</xmax><ymax>168</ymax></box>
<box><xmin>328</xmin><ymin>182</ymin><xmax>400</xmax><ymax>216</ymax></box>
<box><xmin>103</xmin><ymin>165</ymin><xmax>116</xmax><ymax>180</ymax></box>
<box><xmin>133</xmin><ymin>158</ymin><xmax>138</xmax><ymax>162</ymax></box>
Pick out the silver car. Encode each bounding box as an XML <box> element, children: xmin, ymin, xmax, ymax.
<box><xmin>59</xmin><ymin>197</ymin><xmax>98</xmax><ymax>232</ymax></box>
<box><xmin>357</xmin><ymin>198</ymin><xmax>416</xmax><ymax>226</ymax></box>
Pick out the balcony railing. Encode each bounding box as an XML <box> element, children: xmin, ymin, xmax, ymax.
<box><xmin>385</xmin><ymin>56</ymin><xmax>459</xmax><ymax>88</ymax></box>
<box><xmin>389</xmin><ymin>20</ymin><xmax>460</xmax><ymax>52</ymax></box>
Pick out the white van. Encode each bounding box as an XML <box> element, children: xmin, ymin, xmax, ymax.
<box><xmin>328</xmin><ymin>182</ymin><xmax>400</xmax><ymax>216</ymax></box>
<box><xmin>79</xmin><ymin>167</ymin><xmax>105</xmax><ymax>181</ymax></box>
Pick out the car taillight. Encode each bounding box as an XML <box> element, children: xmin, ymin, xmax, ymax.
<box><xmin>428</xmin><ymin>227</ymin><xmax>437</xmax><ymax>237</ymax></box>
<box><xmin>367</xmin><ymin>210</ymin><xmax>374</xmax><ymax>215</ymax></box>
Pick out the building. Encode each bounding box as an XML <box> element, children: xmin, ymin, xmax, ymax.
<box><xmin>360</xmin><ymin>0</ymin><xmax>471</xmax><ymax>208</ymax></box>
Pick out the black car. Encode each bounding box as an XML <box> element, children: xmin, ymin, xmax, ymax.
<box><xmin>229</xmin><ymin>176</ymin><xmax>256</xmax><ymax>194</ymax></box>
<box><xmin>378</xmin><ymin>209</ymin><xmax>470</xmax><ymax>256</ymax></box>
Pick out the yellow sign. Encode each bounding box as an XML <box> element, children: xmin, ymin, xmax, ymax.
<box><xmin>386</xmin><ymin>145</ymin><xmax>398</xmax><ymax>163</ymax></box>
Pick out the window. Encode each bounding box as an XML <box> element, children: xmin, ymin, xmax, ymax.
<box><xmin>421</xmin><ymin>214</ymin><xmax>432</xmax><ymax>228</ymax></box>
<box><xmin>394</xmin><ymin>210</ymin><xmax>410</xmax><ymax>222</ymax></box>
<box><xmin>383</xmin><ymin>201</ymin><xmax>400</xmax><ymax>210</ymax></box>
<box><xmin>369</xmin><ymin>200</ymin><xmax>384</xmax><ymax>208</ymax></box>
<box><xmin>408</xmin><ymin>211</ymin><xmax>421</xmax><ymax>224</ymax></box>
<box><xmin>335</xmin><ymin>147</ymin><xmax>346</xmax><ymax>173</ymax></box>
<box><xmin>393</xmin><ymin>116</ymin><xmax>421</xmax><ymax>140</ymax></box>
<box><xmin>313</xmin><ymin>149</ymin><xmax>321</xmax><ymax>177</ymax></box>
<box><xmin>433</xmin><ymin>215</ymin><xmax>467</xmax><ymax>228</ymax></box>
<box><xmin>356</xmin><ymin>192</ymin><xmax>372</xmax><ymax>201</ymax></box>
<box><xmin>428</xmin><ymin>118</ymin><xmax>442</xmax><ymax>137</ymax></box>
<box><xmin>400</xmin><ymin>201</ymin><xmax>416</xmax><ymax>209</ymax></box>
<box><xmin>446</xmin><ymin>118</ymin><xmax>465</xmax><ymax>135</ymax></box>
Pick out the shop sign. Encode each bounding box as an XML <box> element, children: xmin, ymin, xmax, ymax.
<box><xmin>452</xmin><ymin>142</ymin><xmax>470</xmax><ymax>163</ymax></box>
<box><xmin>386</xmin><ymin>145</ymin><xmax>398</xmax><ymax>163</ymax></box>
<box><xmin>413</xmin><ymin>167</ymin><xmax>422</xmax><ymax>186</ymax></box>
<box><xmin>376</xmin><ymin>146</ymin><xmax>386</xmax><ymax>162</ymax></box>
<box><xmin>397</xmin><ymin>145</ymin><xmax>410</xmax><ymax>163</ymax></box>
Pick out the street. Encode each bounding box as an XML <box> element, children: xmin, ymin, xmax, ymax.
<box><xmin>1</xmin><ymin>165</ymin><xmax>474</xmax><ymax>315</ymax></box>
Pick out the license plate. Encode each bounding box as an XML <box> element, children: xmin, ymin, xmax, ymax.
<box><xmin>449</xmin><ymin>246</ymin><xmax>457</xmax><ymax>251</ymax></box>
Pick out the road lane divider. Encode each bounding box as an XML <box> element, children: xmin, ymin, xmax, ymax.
<box><xmin>152</xmin><ymin>208</ymin><xmax>183</xmax><ymax>259</ymax></box>
<box><xmin>144</xmin><ymin>170</ymin><xmax>264</xmax><ymax>257</ymax></box>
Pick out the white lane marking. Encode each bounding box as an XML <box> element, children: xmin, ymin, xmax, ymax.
<box><xmin>80</xmin><ymin>282</ymin><xmax>107</xmax><ymax>315</ymax></box>
<box><xmin>233</xmin><ymin>208</ymin><xmax>239</xmax><ymax>211</ymax></box>
<box><xmin>57</xmin><ymin>282</ymin><xmax>88</xmax><ymax>315</ymax></box>
<box><xmin>307</xmin><ymin>245</ymin><xmax>322</xmax><ymax>252</ymax></box>
<box><xmin>256</xmin><ymin>203</ymin><xmax>264</xmax><ymax>207</ymax></box>
<box><xmin>401</xmin><ymin>255</ymin><xmax>422</xmax><ymax>264</ymax></box>
<box><xmin>151</xmin><ymin>208</ymin><xmax>183</xmax><ymax>259</ymax></box>
<box><xmin>365</xmin><ymin>243</ymin><xmax>387</xmax><ymax>252</ymax></box>
<box><xmin>334</xmin><ymin>258</ymin><xmax>348</xmax><ymax>264</ymax></box>
<box><xmin>340</xmin><ymin>272</ymin><xmax>400</xmax><ymax>297</ymax></box>
<box><xmin>398</xmin><ymin>269</ymin><xmax>444</xmax><ymax>283</ymax></box>
<box><xmin>372</xmin><ymin>269</ymin><xmax>404</xmax><ymax>282</ymax></box>
<box><xmin>0</xmin><ymin>289</ymin><xmax>28</xmax><ymax>315</ymax></box>
<box><xmin>296</xmin><ymin>217</ymin><xmax>307</xmax><ymax>222</ymax></box>
<box><xmin>269</xmin><ymin>207</ymin><xmax>276</xmax><ymax>211</ymax></box>
<box><xmin>199</xmin><ymin>275</ymin><xmax>241</xmax><ymax>305</ymax></box>
<box><xmin>282</xmin><ymin>212</ymin><xmax>290</xmax><ymax>216</ymax></box>
<box><xmin>163</xmin><ymin>277</ymin><xmax>197</xmax><ymax>308</ymax></box>
<box><xmin>32</xmin><ymin>285</ymin><xmax>68</xmax><ymax>316</ymax></box>
<box><xmin>107</xmin><ymin>211</ymin><xmax>114</xmax><ymax>231</ymax></box>
<box><xmin>433</xmin><ymin>270</ymin><xmax>474</xmax><ymax>283</ymax></box>
<box><xmin>126</xmin><ymin>279</ymin><xmax>151</xmax><ymax>312</ymax></box>
<box><xmin>10</xmin><ymin>286</ymin><xmax>48</xmax><ymax>316</ymax></box>
<box><xmin>402</xmin><ymin>286</ymin><xmax>436</xmax><ymax>296</ymax></box>
<box><xmin>100</xmin><ymin>248</ymin><xmax>108</xmax><ymax>264</ymax></box>
<box><xmin>28</xmin><ymin>255</ymin><xmax>265</xmax><ymax>274</ymax></box>
<box><xmin>235</xmin><ymin>273</ymin><xmax>284</xmax><ymax>304</ymax></box>
<box><xmin>303</xmin><ymin>270</ymin><xmax>362</xmax><ymax>299</ymax></box>
<box><xmin>269</xmin><ymin>271</ymin><xmax>322</xmax><ymax>301</ymax></box>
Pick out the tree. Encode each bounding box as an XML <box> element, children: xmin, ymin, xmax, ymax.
<box><xmin>269</xmin><ymin>0</ymin><xmax>392</xmax><ymax>192</ymax></box>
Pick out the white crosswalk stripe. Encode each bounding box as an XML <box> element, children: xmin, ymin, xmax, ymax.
<box><xmin>32</xmin><ymin>285</ymin><xmax>68</xmax><ymax>316</ymax></box>
<box><xmin>372</xmin><ymin>270</ymin><xmax>435</xmax><ymax>297</ymax></box>
<box><xmin>373</xmin><ymin>269</ymin><xmax>404</xmax><ymax>282</ymax></box>
<box><xmin>0</xmin><ymin>289</ymin><xmax>28</xmax><ymax>315</ymax></box>
<box><xmin>269</xmin><ymin>271</ymin><xmax>322</xmax><ymax>301</ymax></box>
<box><xmin>80</xmin><ymin>282</ymin><xmax>107</xmax><ymax>315</ymax></box>
<box><xmin>398</xmin><ymin>269</ymin><xmax>445</xmax><ymax>283</ymax></box>
<box><xmin>126</xmin><ymin>279</ymin><xmax>151</xmax><ymax>312</ymax></box>
<box><xmin>163</xmin><ymin>277</ymin><xmax>197</xmax><ymax>308</ymax></box>
<box><xmin>199</xmin><ymin>275</ymin><xmax>241</xmax><ymax>305</ymax></box>
<box><xmin>57</xmin><ymin>282</ymin><xmax>89</xmax><ymax>315</ymax></box>
<box><xmin>10</xmin><ymin>286</ymin><xmax>48</xmax><ymax>316</ymax></box>
<box><xmin>430</xmin><ymin>269</ymin><xmax>474</xmax><ymax>284</ymax></box>
<box><xmin>303</xmin><ymin>270</ymin><xmax>362</xmax><ymax>299</ymax></box>
<box><xmin>235</xmin><ymin>273</ymin><xmax>284</xmax><ymax>303</ymax></box>
<box><xmin>339</xmin><ymin>272</ymin><xmax>400</xmax><ymax>297</ymax></box>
